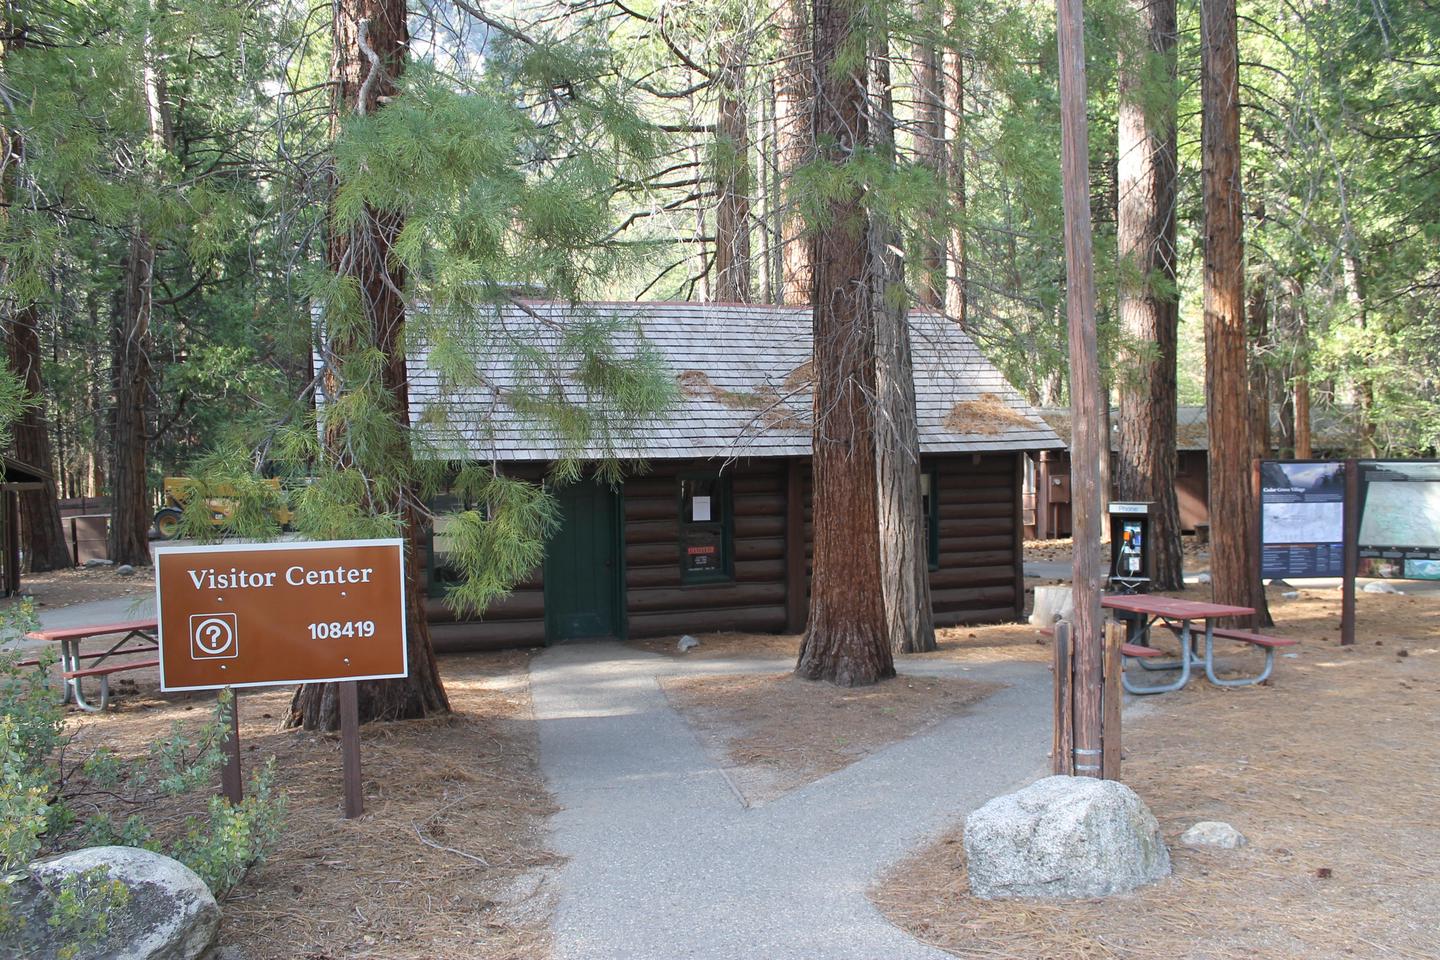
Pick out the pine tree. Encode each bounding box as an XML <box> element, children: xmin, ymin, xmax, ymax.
<box><xmin>794</xmin><ymin>0</ymin><xmax>895</xmax><ymax>686</ymax></box>
<box><xmin>1200</xmin><ymin>0</ymin><xmax>1269</xmax><ymax>623</ymax></box>
<box><xmin>1115</xmin><ymin>0</ymin><xmax>1183</xmax><ymax>591</ymax></box>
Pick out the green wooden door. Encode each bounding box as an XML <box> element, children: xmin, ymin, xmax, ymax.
<box><xmin>544</xmin><ymin>482</ymin><xmax>622</xmax><ymax>643</ymax></box>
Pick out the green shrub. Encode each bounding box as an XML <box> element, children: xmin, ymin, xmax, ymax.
<box><xmin>0</xmin><ymin>617</ymin><xmax>286</xmax><ymax>947</ymax></box>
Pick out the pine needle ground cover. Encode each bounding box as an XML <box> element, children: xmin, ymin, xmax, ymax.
<box><xmin>659</xmin><ymin>673</ymin><xmax>1002</xmax><ymax>805</ymax></box>
<box><xmin>51</xmin><ymin>650</ymin><xmax>556</xmax><ymax>960</ymax></box>
<box><xmin>872</xmin><ymin>587</ymin><xmax>1440</xmax><ymax>959</ymax></box>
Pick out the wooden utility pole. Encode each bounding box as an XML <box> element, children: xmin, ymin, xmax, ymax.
<box><xmin>1055</xmin><ymin>0</ymin><xmax>1105</xmax><ymax>777</ymax></box>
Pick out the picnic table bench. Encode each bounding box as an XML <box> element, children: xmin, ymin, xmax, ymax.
<box><xmin>21</xmin><ymin>619</ymin><xmax>159</xmax><ymax>712</ymax></box>
<box><xmin>1103</xmin><ymin>594</ymin><xmax>1299</xmax><ymax>694</ymax></box>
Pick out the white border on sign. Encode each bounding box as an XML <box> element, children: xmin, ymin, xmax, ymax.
<box><xmin>154</xmin><ymin>538</ymin><xmax>410</xmax><ymax>692</ymax></box>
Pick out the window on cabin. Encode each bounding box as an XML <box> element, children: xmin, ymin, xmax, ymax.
<box><xmin>922</xmin><ymin>468</ymin><xmax>940</xmax><ymax>570</ymax></box>
<box><xmin>679</xmin><ymin>474</ymin><xmax>732</xmax><ymax>583</ymax></box>
<box><xmin>427</xmin><ymin>491</ymin><xmax>472</xmax><ymax>596</ymax></box>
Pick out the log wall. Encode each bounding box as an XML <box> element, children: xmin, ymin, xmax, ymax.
<box><xmin>423</xmin><ymin>452</ymin><xmax>1025</xmax><ymax>650</ymax></box>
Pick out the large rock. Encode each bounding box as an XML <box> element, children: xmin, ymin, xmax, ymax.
<box><xmin>1028</xmin><ymin>586</ymin><xmax>1074</xmax><ymax>627</ymax></box>
<box><xmin>964</xmin><ymin>775</ymin><xmax>1171</xmax><ymax>899</ymax></box>
<box><xmin>1</xmin><ymin>846</ymin><xmax>220</xmax><ymax>960</ymax></box>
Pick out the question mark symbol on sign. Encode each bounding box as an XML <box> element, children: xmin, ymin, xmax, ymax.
<box><xmin>190</xmin><ymin>614</ymin><xmax>238</xmax><ymax>660</ymax></box>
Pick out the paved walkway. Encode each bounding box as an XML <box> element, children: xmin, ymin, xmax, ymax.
<box><xmin>530</xmin><ymin>643</ymin><xmax>1051</xmax><ymax>960</ymax></box>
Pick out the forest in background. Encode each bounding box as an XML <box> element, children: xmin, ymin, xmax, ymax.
<box><xmin>2</xmin><ymin>0</ymin><xmax>1436</xmax><ymax>524</ymax></box>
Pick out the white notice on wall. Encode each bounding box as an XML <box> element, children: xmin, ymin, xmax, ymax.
<box><xmin>692</xmin><ymin>496</ymin><xmax>712</xmax><ymax>522</ymax></box>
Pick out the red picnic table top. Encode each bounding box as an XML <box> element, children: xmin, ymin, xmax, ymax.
<box><xmin>1101</xmin><ymin>594</ymin><xmax>1253</xmax><ymax>620</ymax></box>
<box><xmin>24</xmin><ymin>619</ymin><xmax>158</xmax><ymax>643</ymax></box>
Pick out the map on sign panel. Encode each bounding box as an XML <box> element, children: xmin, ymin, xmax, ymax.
<box><xmin>1359</xmin><ymin>481</ymin><xmax>1440</xmax><ymax>548</ymax></box>
<box><xmin>1263</xmin><ymin>499</ymin><xmax>1343</xmax><ymax>544</ymax></box>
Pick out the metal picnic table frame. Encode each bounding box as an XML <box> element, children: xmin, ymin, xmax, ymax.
<box><xmin>1101</xmin><ymin>595</ymin><xmax>1257</xmax><ymax>695</ymax></box>
<box><xmin>23</xmin><ymin>619</ymin><xmax>159</xmax><ymax>712</ymax></box>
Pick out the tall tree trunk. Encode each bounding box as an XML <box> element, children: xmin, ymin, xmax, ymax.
<box><xmin>108</xmin><ymin>15</ymin><xmax>176</xmax><ymax>568</ymax></box>
<box><xmin>776</xmin><ymin>0</ymin><xmax>813</xmax><ymax>305</ymax></box>
<box><xmin>288</xmin><ymin>0</ymin><xmax>449</xmax><ymax>730</ymax></box>
<box><xmin>1200</xmin><ymin>0</ymin><xmax>1269</xmax><ymax>623</ymax></box>
<box><xmin>1</xmin><ymin>19</ymin><xmax>71</xmax><ymax>572</ymax></box>
<box><xmin>872</xmin><ymin>21</ymin><xmax>936</xmax><ymax>654</ymax></box>
<box><xmin>756</xmin><ymin>79</ymin><xmax>773</xmax><ymax>304</ymax></box>
<box><xmin>1343</xmin><ymin>250</ymin><xmax>1378</xmax><ymax>455</ymax></box>
<box><xmin>911</xmin><ymin>2</ymin><xmax>945</xmax><ymax>309</ymax></box>
<box><xmin>7</xmin><ymin>303</ymin><xmax>71</xmax><ymax>570</ymax></box>
<box><xmin>942</xmin><ymin>15</ymin><xmax>968</xmax><ymax>327</ymax></box>
<box><xmin>109</xmin><ymin>233</ymin><xmax>154</xmax><ymax>567</ymax></box>
<box><xmin>1287</xmin><ymin>279</ymin><xmax>1312</xmax><ymax>458</ymax></box>
<box><xmin>713</xmin><ymin>44</ymin><xmax>751</xmax><ymax>303</ymax></box>
<box><xmin>1114</xmin><ymin>0</ymin><xmax>1182</xmax><ymax>590</ymax></box>
<box><xmin>795</xmin><ymin>0</ymin><xmax>894</xmax><ymax>687</ymax></box>
<box><xmin>1247</xmin><ymin>276</ymin><xmax>1271</xmax><ymax>463</ymax></box>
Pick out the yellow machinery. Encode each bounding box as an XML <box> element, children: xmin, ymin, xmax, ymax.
<box><xmin>153</xmin><ymin>477</ymin><xmax>294</xmax><ymax>540</ymax></box>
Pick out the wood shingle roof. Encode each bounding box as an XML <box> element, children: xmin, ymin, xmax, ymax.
<box><xmin>406</xmin><ymin>301</ymin><xmax>1063</xmax><ymax>462</ymax></box>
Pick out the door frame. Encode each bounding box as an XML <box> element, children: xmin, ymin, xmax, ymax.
<box><xmin>542</xmin><ymin>481</ymin><xmax>627</xmax><ymax>644</ymax></box>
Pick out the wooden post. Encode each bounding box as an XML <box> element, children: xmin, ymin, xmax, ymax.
<box><xmin>1052</xmin><ymin>620</ymin><xmax>1074</xmax><ymax>776</ymax></box>
<box><xmin>1251</xmin><ymin>457</ymin><xmax>1263</xmax><ymax>628</ymax></box>
<box><xmin>1341</xmin><ymin>458</ymin><xmax>1358</xmax><ymax>646</ymax></box>
<box><xmin>220</xmin><ymin>688</ymin><xmax>242</xmax><ymax>804</ymax></box>
<box><xmin>1055</xmin><ymin>0</ymin><xmax>1105</xmax><ymax>775</ymax></box>
<box><xmin>340</xmin><ymin>679</ymin><xmax>363</xmax><ymax>819</ymax></box>
<box><xmin>1013</xmin><ymin>454</ymin><xmax>1026</xmax><ymax>620</ymax></box>
<box><xmin>1102</xmin><ymin>620</ymin><xmax>1124</xmax><ymax>780</ymax></box>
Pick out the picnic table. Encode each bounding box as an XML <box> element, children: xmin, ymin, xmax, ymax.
<box><xmin>1102</xmin><ymin>594</ymin><xmax>1296</xmax><ymax>695</ymax></box>
<box><xmin>22</xmin><ymin>619</ymin><xmax>159</xmax><ymax>711</ymax></box>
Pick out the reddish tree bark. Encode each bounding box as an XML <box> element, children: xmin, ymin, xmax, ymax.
<box><xmin>713</xmin><ymin>44</ymin><xmax>752</xmax><ymax>303</ymax></box>
<box><xmin>1200</xmin><ymin>0</ymin><xmax>1269</xmax><ymax>623</ymax></box>
<box><xmin>108</xmin><ymin>233</ymin><xmax>154</xmax><ymax>567</ymax></box>
<box><xmin>776</xmin><ymin>0</ymin><xmax>813</xmax><ymax>305</ymax></box>
<box><xmin>942</xmin><ymin>13</ymin><xmax>968</xmax><ymax>327</ymax></box>
<box><xmin>911</xmin><ymin>3</ymin><xmax>945</xmax><ymax>309</ymax></box>
<box><xmin>288</xmin><ymin>0</ymin><xmax>449</xmax><ymax>730</ymax></box>
<box><xmin>1</xmin><ymin>25</ymin><xmax>71</xmax><ymax>571</ymax></box>
<box><xmin>7</xmin><ymin>303</ymin><xmax>71</xmax><ymax>570</ymax></box>
<box><xmin>795</xmin><ymin>0</ymin><xmax>894</xmax><ymax>686</ymax></box>
<box><xmin>1115</xmin><ymin>0</ymin><xmax>1182</xmax><ymax>590</ymax></box>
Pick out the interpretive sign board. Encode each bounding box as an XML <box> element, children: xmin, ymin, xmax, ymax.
<box><xmin>1259</xmin><ymin>461</ymin><xmax>1346</xmax><ymax>579</ymax></box>
<box><xmin>154</xmin><ymin>539</ymin><xmax>408</xmax><ymax>692</ymax></box>
<box><xmin>1357</xmin><ymin>460</ymin><xmax>1440</xmax><ymax>563</ymax></box>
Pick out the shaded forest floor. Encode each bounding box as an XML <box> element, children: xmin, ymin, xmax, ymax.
<box><xmin>58</xmin><ymin>650</ymin><xmax>556</xmax><ymax>960</ymax></box>
<box><xmin>872</xmin><ymin>585</ymin><xmax>1440</xmax><ymax>960</ymax></box>
<box><xmin>33</xmin><ymin>564</ymin><xmax>1440</xmax><ymax>959</ymax></box>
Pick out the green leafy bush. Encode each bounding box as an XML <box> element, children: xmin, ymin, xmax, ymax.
<box><xmin>0</xmin><ymin>623</ymin><xmax>286</xmax><ymax>947</ymax></box>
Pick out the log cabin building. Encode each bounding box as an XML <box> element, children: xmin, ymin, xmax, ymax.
<box><xmin>407</xmin><ymin>302</ymin><xmax>1063</xmax><ymax>650</ymax></box>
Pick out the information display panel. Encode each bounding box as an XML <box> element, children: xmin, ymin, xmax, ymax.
<box><xmin>155</xmin><ymin>539</ymin><xmax>408</xmax><ymax>692</ymax></box>
<box><xmin>1357</xmin><ymin>460</ymin><xmax>1440</xmax><ymax>565</ymax></box>
<box><xmin>1259</xmin><ymin>461</ymin><xmax>1346</xmax><ymax>578</ymax></box>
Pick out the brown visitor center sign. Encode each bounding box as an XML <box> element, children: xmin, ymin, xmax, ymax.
<box><xmin>154</xmin><ymin>538</ymin><xmax>408</xmax><ymax>691</ymax></box>
<box><xmin>153</xmin><ymin>538</ymin><xmax>409</xmax><ymax>818</ymax></box>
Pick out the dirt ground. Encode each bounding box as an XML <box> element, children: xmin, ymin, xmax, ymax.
<box><xmin>15</xmin><ymin>564</ymin><xmax>153</xmax><ymax>610</ymax></box>
<box><xmin>630</xmin><ymin>619</ymin><xmax>1055</xmax><ymax>666</ymax></box>
<box><xmin>872</xmin><ymin>585</ymin><xmax>1440</xmax><ymax>960</ymax></box>
<box><xmin>1024</xmin><ymin>535</ymin><xmax>1211</xmax><ymax>564</ymax></box>
<box><xmin>61</xmin><ymin>650</ymin><xmax>557</xmax><ymax>960</ymax></box>
<box><xmin>660</xmin><ymin>672</ymin><xmax>1001</xmax><ymax>804</ymax></box>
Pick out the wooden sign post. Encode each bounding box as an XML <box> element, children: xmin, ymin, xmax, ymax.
<box><xmin>154</xmin><ymin>539</ymin><xmax>409</xmax><ymax>819</ymax></box>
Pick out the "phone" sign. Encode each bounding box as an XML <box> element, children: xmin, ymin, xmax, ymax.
<box><xmin>155</xmin><ymin>539</ymin><xmax>409</xmax><ymax>691</ymax></box>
